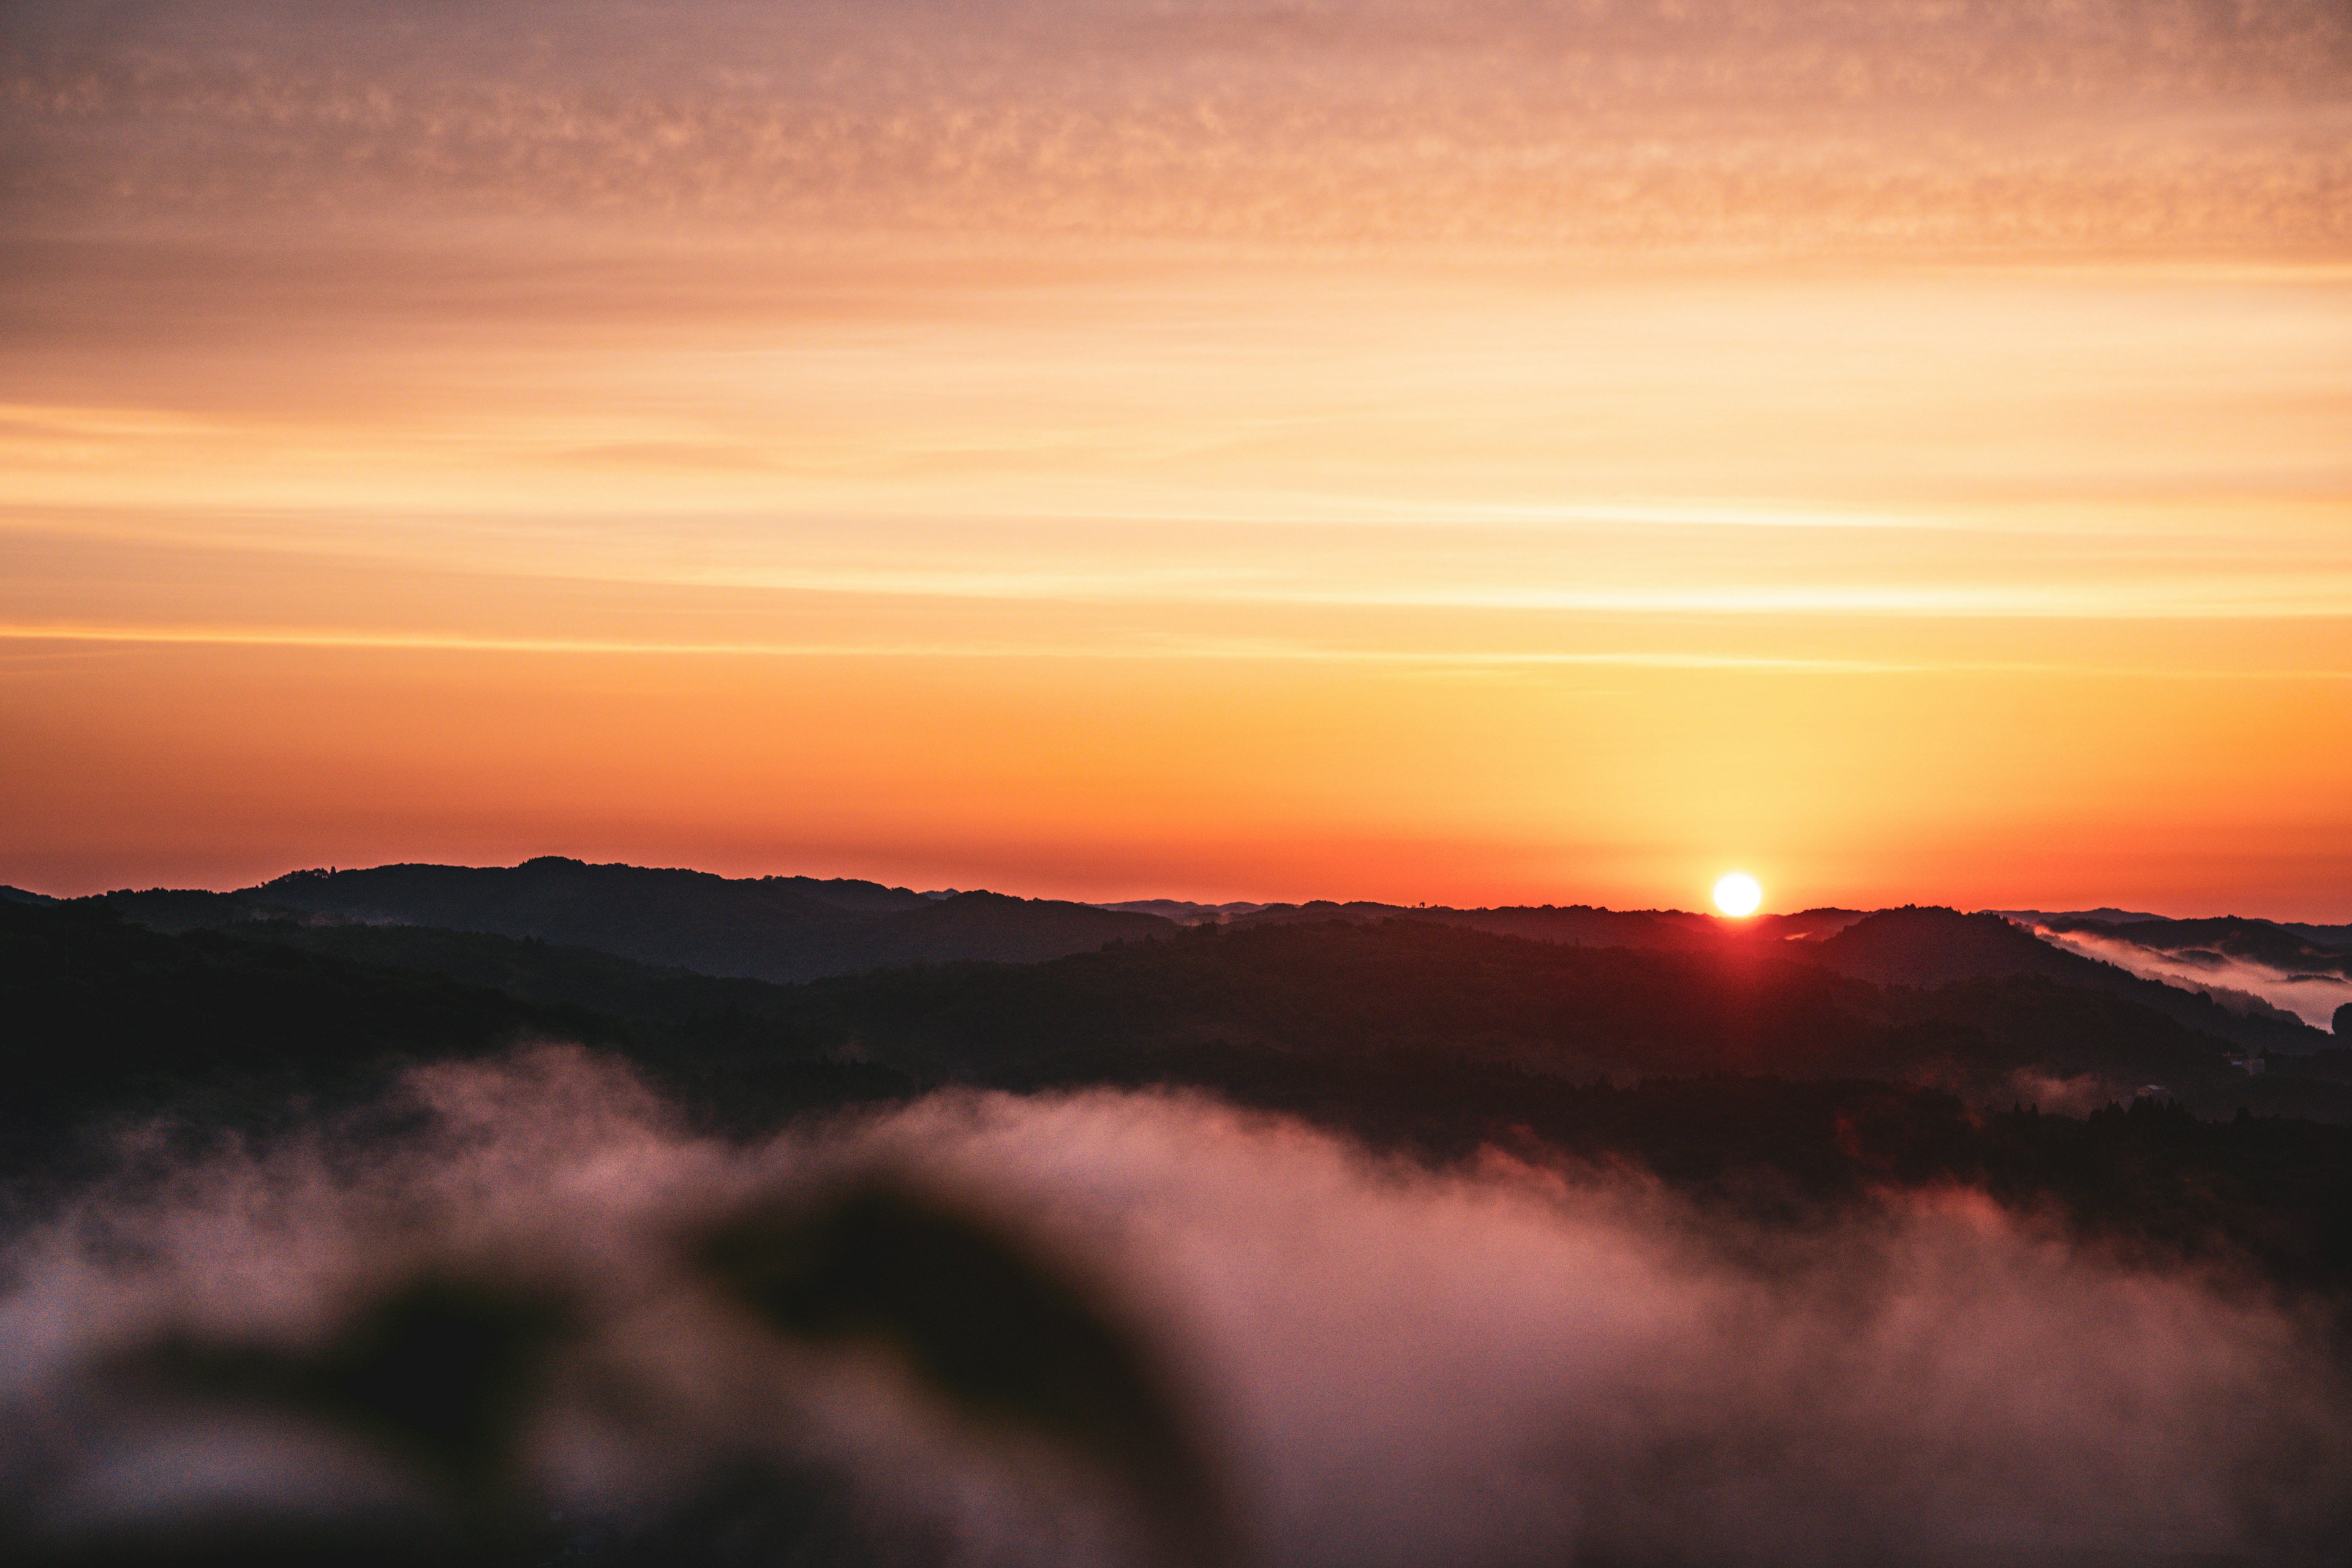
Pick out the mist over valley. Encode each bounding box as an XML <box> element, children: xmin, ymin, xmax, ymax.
<box><xmin>5</xmin><ymin>864</ymin><xmax>2352</xmax><ymax>1564</ymax></box>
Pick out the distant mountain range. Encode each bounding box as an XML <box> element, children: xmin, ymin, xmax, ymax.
<box><xmin>2001</xmin><ymin>907</ymin><xmax>2352</xmax><ymax>949</ymax></box>
<box><xmin>1097</xmin><ymin>898</ymin><xmax>1271</xmax><ymax>922</ymax></box>
<box><xmin>11</xmin><ymin>861</ymin><xmax>2346</xmax><ymax>1041</ymax></box>
<box><xmin>1218</xmin><ymin>899</ymin><xmax>1869</xmax><ymax>948</ymax></box>
<box><xmin>8</xmin><ymin>893</ymin><xmax>2351</xmax><ymax>1173</ymax></box>
<box><xmin>38</xmin><ymin>862</ymin><xmax>1871</xmax><ymax>986</ymax></box>
<box><xmin>2022</xmin><ymin>913</ymin><xmax>2352</xmax><ymax>981</ymax></box>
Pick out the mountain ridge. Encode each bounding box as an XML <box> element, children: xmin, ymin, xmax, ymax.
<box><xmin>122</xmin><ymin>858</ymin><xmax>1178</xmax><ymax>984</ymax></box>
<box><xmin>45</xmin><ymin>859</ymin><xmax>2343</xmax><ymax>1038</ymax></box>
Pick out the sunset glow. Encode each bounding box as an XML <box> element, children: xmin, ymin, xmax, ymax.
<box><xmin>9</xmin><ymin>11</ymin><xmax>2352</xmax><ymax>1555</ymax></box>
<box><xmin>4</xmin><ymin>1</ymin><xmax>2348</xmax><ymax>913</ymax></box>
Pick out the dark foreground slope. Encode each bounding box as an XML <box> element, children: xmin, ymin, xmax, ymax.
<box><xmin>0</xmin><ymin>901</ymin><xmax>907</xmax><ymax>1178</ymax></box>
<box><xmin>0</xmin><ymin>900</ymin><xmax>560</xmax><ymax>1174</ymax></box>
<box><xmin>775</xmin><ymin>919</ymin><xmax>2350</xmax><ymax>1118</ymax></box>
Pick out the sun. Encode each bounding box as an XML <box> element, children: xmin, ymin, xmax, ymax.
<box><xmin>1712</xmin><ymin>871</ymin><xmax>1763</xmax><ymax>918</ymax></box>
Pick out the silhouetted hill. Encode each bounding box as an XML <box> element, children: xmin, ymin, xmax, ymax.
<box><xmin>98</xmin><ymin>861</ymin><xmax>2326</xmax><ymax>1046</ymax></box>
<box><xmin>856</xmin><ymin>889</ymin><xmax>1183</xmax><ymax>970</ymax></box>
<box><xmin>1995</xmin><ymin>906</ymin><xmax>2168</xmax><ymax>925</ymax></box>
<box><xmin>67</xmin><ymin>900</ymin><xmax>2347</xmax><ymax>1125</ymax></box>
<box><xmin>223</xmin><ymin>858</ymin><xmax>1174</xmax><ymax>981</ymax></box>
<box><xmin>158</xmin><ymin>915</ymin><xmax>807</xmax><ymax>1024</ymax></box>
<box><xmin>1807</xmin><ymin>907</ymin><xmax>2325</xmax><ymax>1054</ymax></box>
<box><xmin>2003</xmin><ymin>908</ymin><xmax>2352</xmax><ymax>956</ymax></box>
<box><xmin>0</xmin><ymin>886</ymin><xmax>57</xmax><ymax>906</ymax></box>
<box><xmin>85</xmin><ymin>886</ymin><xmax>263</xmax><ymax>931</ymax></box>
<box><xmin>1224</xmin><ymin>899</ymin><xmax>1864</xmax><ymax>949</ymax></box>
<box><xmin>1811</xmin><ymin>907</ymin><xmax>2088</xmax><ymax>986</ymax></box>
<box><xmin>656</xmin><ymin>918</ymin><xmax>2323</xmax><ymax>1123</ymax></box>
<box><xmin>1225</xmin><ymin>900</ymin><xmax>1707</xmax><ymax>948</ymax></box>
<box><xmin>1096</xmin><ymin>898</ymin><xmax>1268</xmax><ymax>923</ymax></box>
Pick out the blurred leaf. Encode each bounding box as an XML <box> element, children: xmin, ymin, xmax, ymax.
<box><xmin>12</xmin><ymin>1515</ymin><xmax>476</xmax><ymax>1568</ymax></box>
<box><xmin>121</xmin><ymin>1273</ymin><xmax>573</xmax><ymax>1507</ymax></box>
<box><xmin>696</xmin><ymin>1181</ymin><xmax>1227</xmax><ymax>1561</ymax></box>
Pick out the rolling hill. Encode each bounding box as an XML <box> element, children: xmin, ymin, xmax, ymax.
<box><xmin>88</xmin><ymin>858</ymin><xmax>1177</xmax><ymax>983</ymax></box>
<box><xmin>1806</xmin><ymin>907</ymin><xmax>2328</xmax><ymax>1053</ymax></box>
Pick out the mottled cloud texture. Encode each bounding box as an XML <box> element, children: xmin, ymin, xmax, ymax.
<box><xmin>7</xmin><ymin>0</ymin><xmax>2350</xmax><ymax>251</ymax></box>
<box><xmin>4</xmin><ymin>1051</ymin><xmax>2347</xmax><ymax>1564</ymax></box>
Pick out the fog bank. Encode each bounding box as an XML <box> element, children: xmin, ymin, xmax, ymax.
<box><xmin>2</xmin><ymin>1049</ymin><xmax>2346</xmax><ymax>1566</ymax></box>
<box><xmin>2034</xmin><ymin>924</ymin><xmax>2352</xmax><ymax>1032</ymax></box>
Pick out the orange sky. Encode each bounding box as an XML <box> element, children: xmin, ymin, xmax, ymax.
<box><xmin>3</xmin><ymin>1</ymin><xmax>2349</xmax><ymax>915</ymax></box>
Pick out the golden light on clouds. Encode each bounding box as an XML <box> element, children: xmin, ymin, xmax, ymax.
<box><xmin>2</xmin><ymin>1</ymin><xmax>2348</xmax><ymax>911</ymax></box>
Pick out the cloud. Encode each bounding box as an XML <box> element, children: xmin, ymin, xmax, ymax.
<box><xmin>3</xmin><ymin>1048</ymin><xmax>2348</xmax><ymax>1564</ymax></box>
<box><xmin>6</xmin><ymin>1</ymin><xmax>2349</xmax><ymax>253</ymax></box>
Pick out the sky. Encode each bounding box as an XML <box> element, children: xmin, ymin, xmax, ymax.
<box><xmin>3</xmin><ymin>0</ymin><xmax>2349</xmax><ymax>914</ymax></box>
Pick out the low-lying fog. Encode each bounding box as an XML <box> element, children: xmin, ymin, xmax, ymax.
<box><xmin>3</xmin><ymin>1049</ymin><xmax>2346</xmax><ymax>1566</ymax></box>
<box><xmin>2030</xmin><ymin>925</ymin><xmax>2352</xmax><ymax>1032</ymax></box>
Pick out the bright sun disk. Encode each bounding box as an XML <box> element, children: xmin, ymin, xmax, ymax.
<box><xmin>1713</xmin><ymin>872</ymin><xmax>1762</xmax><ymax>917</ymax></box>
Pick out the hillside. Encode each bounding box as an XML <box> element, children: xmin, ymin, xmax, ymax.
<box><xmin>1804</xmin><ymin>907</ymin><xmax>2327</xmax><ymax>1054</ymax></box>
<box><xmin>55</xmin><ymin>899</ymin><xmax>2346</xmax><ymax>1125</ymax></box>
<box><xmin>0</xmin><ymin>899</ymin><xmax>583</xmax><ymax>1174</ymax></box>
<box><xmin>0</xmin><ymin>900</ymin><xmax>904</xmax><ymax>1178</ymax></box>
<box><xmin>96</xmin><ymin>858</ymin><xmax>1177</xmax><ymax>983</ymax></box>
<box><xmin>785</xmin><ymin>918</ymin><xmax>2352</xmax><ymax>1120</ymax></box>
<box><xmin>77</xmin><ymin>862</ymin><xmax>2335</xmax><ymax>1052</ymax></box>
<box><xmin>1224</xmin><ymin>899</ymin><xmax>1866</xmax><ymax>949</ymax></box>
<box><xmin>2037</xmin><ymin>914</ymin><xmax>2352</xmax><ymax>978</ymax></box>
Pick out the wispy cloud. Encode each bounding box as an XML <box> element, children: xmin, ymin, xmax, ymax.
<box><xmin>11</xmin><ymin>624</ymin><xmax>2352</xmax><ymax>685</ymax></box>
